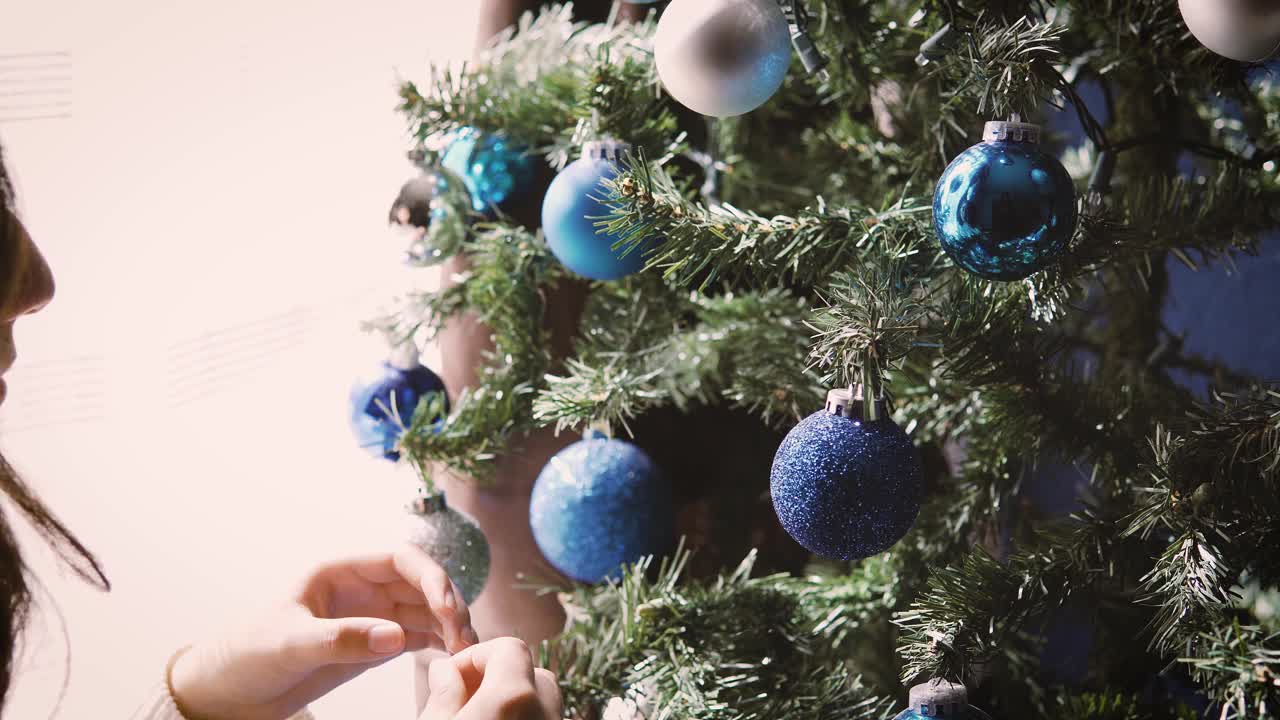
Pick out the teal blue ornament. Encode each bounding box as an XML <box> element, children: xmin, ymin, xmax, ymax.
<box><xmin>439</xmin><ymin>127</ymin><xmax>540</xmax><ymax>218</ymax></box>
<box><xmin>541</xmin><ymin>140</ymin><xmax>659</xmax><ymax>280</ymax></box>
<box><xmin>933</xmin><ymin>120</ymin><xmax>1077</xmax><ymax>281</ymax></box>
<box><xmin>529</xmin><ymin>430</ymin><xmax>674</xmax><ymax>583</ymax></box>
<box><xmin>770</xmin><ymin>388</ymin><xmax>922</xmax><ymax>560</ymax></box>
<box><xmin>891</xmin><ymin>680</ymin><xmax>993</xmax><ymax>720</ymax></box>
<box><xmin>348</xmin><ymin>344</ymin><xmax>447</xmax><ymax>462</ymax></box>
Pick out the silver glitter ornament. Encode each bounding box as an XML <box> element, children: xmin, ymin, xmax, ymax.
<box><xmin>407</xmin><ymin>494</ymin><xmax>490</xmax><ymax>605</ymax></box>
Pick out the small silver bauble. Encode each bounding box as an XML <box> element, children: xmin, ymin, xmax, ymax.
<box><xmin>407</xmin><ymin>494</ymin><xmax>490</xmax><ymax>605</ymax></box>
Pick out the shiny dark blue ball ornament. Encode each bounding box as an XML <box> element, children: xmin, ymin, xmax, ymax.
<box><xmin>348</xmin><ymin>347</ymin><xmax>448</xmax><ymax>461</ymax></box>
<box><xmin>770</xmin><ymin>389</ymin><xmax>923</xmax><ymax>561</ymax></box>
<box><xmin>933</xmin><ymin>120</ymin><xmax>1077</xmax><ymax>281</ymax></box>
<box><xmin>541</xmin><ymin>140</ymin><xmax>660</xmax><ymax>281</ymax></box>
<box><xmin>439</xmin><ymin>127</ymin><xmax>540</xmax><ymax>217</ymax></box>
<box><xmin>530</xmin><ymin>431</ymin><xmax>674</xmax><ymax>583</ymax></box>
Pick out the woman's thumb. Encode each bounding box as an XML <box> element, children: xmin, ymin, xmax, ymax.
<box><xmin>287</xmin><ymin>617</ymin><xmax>406</xmax><ymax>667</ymax></box>
<box><xmin>420</xmin><ymin>658</ymin><xmax>468</xmax><ymax>719</ymax></box>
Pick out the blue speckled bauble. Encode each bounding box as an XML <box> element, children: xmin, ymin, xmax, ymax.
<box><xmin>439</xmin><ymin>127</ymin><xmax>539</xmax><ymax>217</ymax></box>
<box><xmin>348</xmin><ymin>348</ymin><xmax>448</xmax><ymax>461</ymax></box>
<box><xmin>530</xmin><ymin>432</ymin><xmax>674</xmax><ymax>583</ymax></box>
<box><xmin>891</xmin><ymin>681</ymin><xmax>991</xmax><ymax>720</ymax></box>
<box><xmin>655</xmin><ymin>0</ymin><xmax>792</xmax><ymax>117</ymax></box>
<box><xmin>542</xmin><ymin>141</ymin><xmax>659</xmax><ymax>281</ymax></box>
<box><xmin>933</xmin><ymin>121</ymin><xmax>1077</xmax><ymax>281</ymax></box>
<box><xmin>770</xmin><ymin>390</ymin><xmax>923</xmax><ymax>561</ymax></box>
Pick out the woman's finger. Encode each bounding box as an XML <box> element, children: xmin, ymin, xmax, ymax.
<box><xmin>393</xmin><ymin>603</ymin><xmax>446</xmax><ymax>635</ymax></box>
<box><xmin>392</xmin><ymin>545</ymin><xmax>476</xmax><ymax>652</ymax></box>
<box><xmin>392</xmin><ymin>544</ymin><xmax>455</xmax><ymax>611</ymax></box>
<box><xmin>450</xmin><ymin>638</ymin><xmax>549</xmax><ymax>719</ymax></box>
<box><xmin>534</xmin><ymin>668</ymin><xmax>563</xmax><ymax>720</ymax></box>
<box><xmin>383</xmin><ymin>579</ymin><xmax>430</xmax><ymax>605</ymax></box>
<box><xmin>280</xmin><ymin>617</ymin><xmax>406</xmax><ymax>670</ymax></box>
<box><xmin>451</xmin><ymin>637</ymin><xmax>535</xmax><ymax>688</ymax></box>
<box><xmin>421</xmin><ymin>657</ymin><xmax>469</xmax><ymax>720</ymax></box>
<box><xmin>404</xmin><ymin>630</ymin><xmax>447</xmax><ymax>654</ymax></box>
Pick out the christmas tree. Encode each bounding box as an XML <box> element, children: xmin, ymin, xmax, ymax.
<box><xmin>369</xmin><ymin>1</ymin><xmax>1280</xmax><ymax>717</ymax></box>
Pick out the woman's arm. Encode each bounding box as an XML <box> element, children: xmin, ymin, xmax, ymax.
<box><xmin>131</xmin><ymin>546</ymin><xmax>476</xmax><ymax>720</ymax></box>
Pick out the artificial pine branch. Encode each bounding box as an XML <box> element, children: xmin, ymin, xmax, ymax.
<box><xmin>546</xmin><ymin>547</ymin><xmax>897</xmax><ymax>720</ymax></box>
<box><xmin>400</xmin><ymin>225</ymin><xmax>561</xmax><ymax>482</ymax></box>
<box><xmin>385</xmin><ymin>2</ymin><xmax>1280</xmax><ymax>715</ymax></box>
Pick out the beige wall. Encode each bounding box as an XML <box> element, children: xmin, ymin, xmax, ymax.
<box><xmin>0</xmin><ymin>1</ymin><xmax>480</xmax><ymax>717</ymax></box>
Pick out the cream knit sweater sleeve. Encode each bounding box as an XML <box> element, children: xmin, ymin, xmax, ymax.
<box><xmin>129</xmin><ymin>676</ymin><xmax>317</xmax><ymax>717</ymax></box>
<box><xmin>129</xmin><ymin>649</ymin><xmax>316</xmax><ymax>720</ymax></box>
<box><xmin>129</xmin><ymin>682</ymin><xmax>316</xmax><ymax>720</ymax></box>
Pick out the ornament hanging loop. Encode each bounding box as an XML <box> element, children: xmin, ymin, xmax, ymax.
<box><xmin>778</xmin><ymin>0</ymin><xmax>829</xmax><ymax>79</ymax></box>
<box><xmin>916</xmin><ymin>23</ymin><xmax>956</xmax><ymax>66</ymax></box>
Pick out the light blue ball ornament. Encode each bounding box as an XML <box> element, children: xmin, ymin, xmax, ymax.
<box><xmin>655</xmin><ymin>0</ymin><xmax>792</xmax><ymax>117</ymax></box>
<box><xmin>933</xmin><ymin>120</ymin><xmax>1077</xmax><ymax>281</ymax></box>
<box><xmin>541</xmin><ymin>140</ymin><xmax>659</xmax><ymax>280</ymax></box>
<box><xmin>348</xmin><ymin>344</ymin><xmax>448</xmax><ymax>461</ymax></box>
<box><xmin>529</xmin><ymin>430</ymin><xmax>674</xmax><ymax>583</ymax></box>
<box><xmin>439</xmin><ymin>127</ymin><xmax>540</xmax><ymax>217</ymax></box>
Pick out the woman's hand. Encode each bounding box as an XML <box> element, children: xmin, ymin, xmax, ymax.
<box><xmin>170</xmin><ymin>544</ymin><xmax>480</xmax><ymax>720</ymax></box>
<box><xmin>420</xmin><ymin>638</ymin><xmax>561</xmax><ymax>720</ymax></box>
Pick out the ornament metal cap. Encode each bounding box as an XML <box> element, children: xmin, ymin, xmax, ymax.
<box><xmin>824</xmin><ymin>385</ymin><xmax>886</xmax><ymax>419</ymax></box>
<box><xmin>908</xmin><ymin>679</ymin><xmax>968</xmax><ymax>717</ymax></box>
<box><xmin>411</xmin><ymin>494</ymin><xmax>447</xmax><ymax>515</ymax></box>
<box><xmin>582</xmin><ymin>139</ymin><xmax>632</xmax><ymax>163</ymax></box>
<box><xmin>824</xmin><ymin>387</ymin><xmax>857</xmax><ymax>416</ymax></box>
<box><xmin>983</xmin><ymin>119</ymin><xmax>1041</xmax><ymax>144</ymax></box>
<box><xmin>388</xmin><ymin>342</ymin><xmax>421</xmax><ymax>371</ymax></box>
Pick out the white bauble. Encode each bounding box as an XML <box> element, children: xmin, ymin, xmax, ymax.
<box><xmin>654</xmin><ymin>0</ymin><xmax>793</xmax><ymax>117</ymax></box>
<box><xmin>1179</xmin><ymin>0</ymin><xmax>1280</xmax><ymax>62</ymax></box>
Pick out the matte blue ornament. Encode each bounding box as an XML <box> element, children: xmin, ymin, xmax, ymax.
<box><xmin>530</xmin><ymin>430</ymin><xmax>674</xmax><ymax>583</ymax></box>
<box><xmin>440</xmin><ymin>127</ymin><xmax>539</xmax><ymax>217</ymax></box>
<box><xmin>348</xmin><ymin>345</ymin><xmax>448</xmax><ymax>461</ymax></box>
<box><xmin>541</xmin><ymin>140</ymin><xmax>659</xmax><ymax>280</ymax></box>
<box><xmin>933</xmin><ymin>120</ymin><xmax>1077</xmax><ymax>281</ymax></box>
<box><xmin>770</xmin><ymin>388</ymin><xmax>923</xmax><ymax>561</ymax></box>
<box><xmin>891</xmin><ymin>680</ymin><xmax>993</xmax><ymax>720</ymax></box>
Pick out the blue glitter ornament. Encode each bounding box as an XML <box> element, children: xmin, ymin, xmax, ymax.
<box><xmin>933</xmin><ymin>120</ymin><xmax>1077</xmax><ymax>281</ymax></box>
<box><xmin>529</xmin><ymin>431</ymin><xmax>674</xmax><ymax>583</ymax></box>
<box><xmin>541</xmin><ymin>140</ymin><xmax>660</xmax><ymax>281</ymax></box>
<box><xmin>348</xmin><ymin>344</ymin><xmax>448</xmax><ymax>461</ymax></box>
<box><xmin>654</xmin><ymin>0</ymin><xmax>792</xmax><ymax>117</ymax></box>
<box><xmin>439</xmin><ymin>127</ymin><xmax>540</xmax><ymax>217</ymax></box>
<box><xmin>891</xmin><ymin>680</ymin><xmax>993</xmax><ymax>720</ymax></box>
<box><xmin>770</xmin><ymin>388</ymin><xmax>923</xmax><ymax>561</ymax></box>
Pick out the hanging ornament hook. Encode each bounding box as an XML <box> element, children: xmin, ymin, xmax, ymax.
<box><xmin>779</xmin><ymin>0</ymin><xmax>829</xmax><ymax>81</ymax></box>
